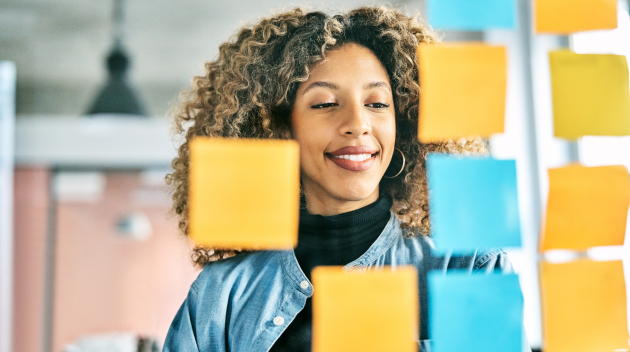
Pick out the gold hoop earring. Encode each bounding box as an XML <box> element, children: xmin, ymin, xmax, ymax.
<box><xmin>384</xmin><ymin>148</ymin><xmax>406</xmax><ymax>179</ymax></box>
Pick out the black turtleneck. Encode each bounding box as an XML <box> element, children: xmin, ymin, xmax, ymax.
<box><xmin>270</xmin><ymin>195</ymin><xmax>393</xmax><ymax>352</ymax></box>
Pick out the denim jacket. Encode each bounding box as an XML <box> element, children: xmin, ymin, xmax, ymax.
<box><xmin>164</xmin><ymin>213</ymin><xmax>521</xmax><ymax>352</ymax></box>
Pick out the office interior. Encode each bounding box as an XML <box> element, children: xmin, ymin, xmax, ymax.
<box><xmin>1</xmin><ymin>0</ymin><xmax>629</xmax><ymax>351</ymax></box>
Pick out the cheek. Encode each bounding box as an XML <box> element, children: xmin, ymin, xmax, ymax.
<box><xmin>378</xmin><ymin>117</ymin><xmax>397</xmax><ymax>149</ymax></box>
<box><xmin>291</xmin><ymin>113</ymin><xmax>326</xmax><ymax>164</ymax></box>
<box><xmin>375</xmin><ymin>117</ymin><xmax>397</xmax><ymax>168</ymax></box>
<box><xmin>297</xmin><ymin>134</ymin><xmax>322</xmax><ymax>163</ymax></box>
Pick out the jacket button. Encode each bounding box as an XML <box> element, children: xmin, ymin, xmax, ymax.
<box><xmin>273</xmin><ymin>316</ymin><xmax>284</xmax><ymax>326</ymax></box>
<box><xmin>300</xmin><ymin>280</ymin><xmax>309</xmax><ymax>289</ymax></box>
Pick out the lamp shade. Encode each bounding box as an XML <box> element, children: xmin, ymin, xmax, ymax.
<box><xmin>85</xmin><ymin>47</ymin><xmax>147</xmax><ymax>116</ymax></box>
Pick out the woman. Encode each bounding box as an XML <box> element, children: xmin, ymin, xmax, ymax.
<box><xmin>164</xmin><ymin>6</ymin><xmax>514</xmax><ymax>352</ymax></box>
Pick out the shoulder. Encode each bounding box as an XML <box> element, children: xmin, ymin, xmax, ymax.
<box><xmin>441</xmin><ymin>247</ymin><xmax>512</xmax><ymax>273</ymax></box>
<box><xmin>165</xmin><ymin>251</ymin><xmax>288</xmax><ymax>350</ymax></box>
<box><xmin>471</xmin><ymin>248</ymin><xmax>513</xmax><ymax>273</ymax></box>
<box><xmin>190</xmin><ymin>250</ymin><xmax>285</xmax><ymax>299</ymax></box>
<box><xmin>392</xmin><ymin>225</ymin><xmax>512</xmax><ymax>273</ymax></box>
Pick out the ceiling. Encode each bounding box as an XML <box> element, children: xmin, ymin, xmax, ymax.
<box><xmin>0</xmin><ymin>0</ymin><xmax>479</xmax><ymax>116</ymax></box>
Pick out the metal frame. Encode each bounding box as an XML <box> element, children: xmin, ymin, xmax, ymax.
<box><xmin>485</xmin><ymin>1</ymin><xmax>577</xmax><ymax>348</ymax></box>
<box><xmin>0</xmin><ymin>61</ymin><xmax>16</xmax><ymax>352</ymax></box>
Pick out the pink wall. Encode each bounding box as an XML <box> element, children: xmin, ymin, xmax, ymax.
<box><xmin>13</xmin><ymin>169</ymin><xmax>199</xmax><ymax>351</ymax></box>
<box><xmin>52</xmin><ymin>172</ymin><xmax>198</xmax><ymax>351</ymax></box>
<box><xmin>13</xmin><ymin>167</ymin><xmax>50</xmax><ymax>352</ymax></box>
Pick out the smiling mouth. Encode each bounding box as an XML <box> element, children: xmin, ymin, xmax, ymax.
<box><xmin>325</xmin><ymin>152</ymin><xmax>379</xmax><ymax>171</ymax></box>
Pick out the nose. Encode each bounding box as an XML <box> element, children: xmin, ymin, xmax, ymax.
<box><xmin>339</xmin><ymin>101</ymin><xmax>371</xmax><ymax>137</ymax></box>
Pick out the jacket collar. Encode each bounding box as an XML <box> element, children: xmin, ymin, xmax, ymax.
<box><xmin>281</xmin><ymin>249</ymin><xmax>313</xmax><ymax>297</ymax></box>
<box><xmin>280</xmin><ymin>212</ymin><xmax>401</xmax><ymax>293</ymax></box>
<box><xmin>344</xmin><ymin>212</ymin><xmax>400</xmax><ymax>270</ymax></box>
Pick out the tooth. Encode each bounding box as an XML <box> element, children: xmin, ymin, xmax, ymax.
<box><xmin>343</xmin><ymin>155</ymin><xmax>351</xmax><ymax>160</ymax></box>
<box><xmin>351</xmin><ymin>155</ymin><xmax>358</xmax><ymax>161</ymax></box>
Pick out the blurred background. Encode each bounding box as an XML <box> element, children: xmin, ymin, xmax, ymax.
<box><xmin>1</xmin><ymin>0</ymin><xmax>629</xmax><ymax>351</ymax></box>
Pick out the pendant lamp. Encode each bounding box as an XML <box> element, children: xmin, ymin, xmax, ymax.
<box><xmin>85</xmin><ymin>0</ymin><xmax>147</xmax><ymax>116</ymax></box>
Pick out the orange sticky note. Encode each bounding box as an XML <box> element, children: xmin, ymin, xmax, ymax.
<box><xmin>312</xmin><ymin>266</ymin><xmax>418</xmax><ymax>352</ymax></box>
<box><xmin>550</xmin><ymin>50</ymin><xmax>630</xmax><ymax>139</ymax></box>
<box><xmin>188</xmin><ymin>137</ymin><xmax>299</xmax><ymax>249</ymax></box>
<box><xmin>418</xmin><ymin>44</ymin><xmax>506</xmax><ymax>143</ymax></box>
<box><xmin>535</xmin><ymin>0</ymin><xmax>617</xmax><ymax>34</ymax></box>
<box><xmin>541</xmin><ymin>164</ymin><xmax>630</xmax><ymax>251</ymax></box>
<box><xmin>540</xmin><ymin>259</ymin><xmax>629</xmax><ymax>352</ymax></box>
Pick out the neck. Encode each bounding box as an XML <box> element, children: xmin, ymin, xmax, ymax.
<box><xmin>302</xmin><ymin>182</ymin><xmax>380</xmax><ymax>216</ymax></box>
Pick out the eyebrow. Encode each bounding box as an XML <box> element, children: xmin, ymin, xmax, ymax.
<box><xmin>301</xmin><ymin>80</ymin><xmax>391</xmax><ymax>96</ymax></box>
<box><xmin>364</xmin><ymin>81</ymin><xmax>391</xmax><ymax>91</ymax></box>
<box><xmin>301</xmin><ymin>81</ymin><xmax>339</xmax><ymax>95</ymax></box>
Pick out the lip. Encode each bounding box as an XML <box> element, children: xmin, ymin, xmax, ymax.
<box><xmin>325</xmin><ymin>145</ymin><xmax>379</xmax><ymax>172</ymax></box>
<box><xmin>328</xmin><ymin>145</ymin><xmax>377</xmax><ymax>156</ymax></box>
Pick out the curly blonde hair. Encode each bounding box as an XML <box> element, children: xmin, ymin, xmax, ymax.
<box><xmin>167</xmin><ymin>5</ymin><xmax>487</xmax><ymax>267</ymax></box>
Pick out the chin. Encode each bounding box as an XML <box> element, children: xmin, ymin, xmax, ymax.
<box><xmin>329</xmin><ymin>183</ymin><xmax>379</xmax><ymax>202</ymax></box>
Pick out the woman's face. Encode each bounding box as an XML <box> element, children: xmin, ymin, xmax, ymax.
<box><xmin>291</xmin><ymin>43</ymin><xmax>396</xmax><ymax>215</ymax></box>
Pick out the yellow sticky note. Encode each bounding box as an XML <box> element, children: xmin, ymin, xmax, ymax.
<box><xmin>541</xmin><ymin>164</ymin><xmax>630</xmax><ymax>251</ymax></box>
<box><xmin>188</xmin><ymin>137</ymin><xmax>299</xmax><ymax>249</ymax></box>
<box><xmin>550</xmin><ymin>50</ymin><xmax>630</xmax><ymax>139</ymax></box>
<box><xmin>312</xmin><ymin>266</ymin><xmax>418</xmax><ymax>352</ymax></box>
<box><xmin>418</xmin><ymin>44</ymin><xmax>506</xmax><ymax>143</ymax></box>
<box><xmin>540</xmin><ymin>259</ymin><xmax>629</xmax><ymax>352</ymax></box>
<box><xmin>535</xmin><ymin>0</ymin><xmax>617</xmax><ymax>34</ymax></box>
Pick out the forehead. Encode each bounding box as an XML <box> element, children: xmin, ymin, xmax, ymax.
<box><xmin>305</xmin><ymin>43</ymin><xmax>390</xmax><ymax>83</ymax></box>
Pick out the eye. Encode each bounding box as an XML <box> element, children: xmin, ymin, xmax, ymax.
<box><xmin>311</xmin><ymin>102</ymin><xmax>338</xmax><ymax>109</ymax></box>
<box><xmin>365</xmin><ymin>102</ymin><xmax>390</xmax><ymax>109</ymax></box>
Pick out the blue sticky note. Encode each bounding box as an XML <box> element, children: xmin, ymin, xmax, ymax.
<box><xmin>426</xmin><ymin>155</ymin><xmax>521</xmax><ymax>252</ymax></box>
<box><xmin>429</xmin><ymin>272</ymin><xmax>523</xmax><ymax>352</ymax></box>
<box><xmin>427</xmin><ymin>0</ymin><xmax>516</xmax><ymax>30</ymax></box>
